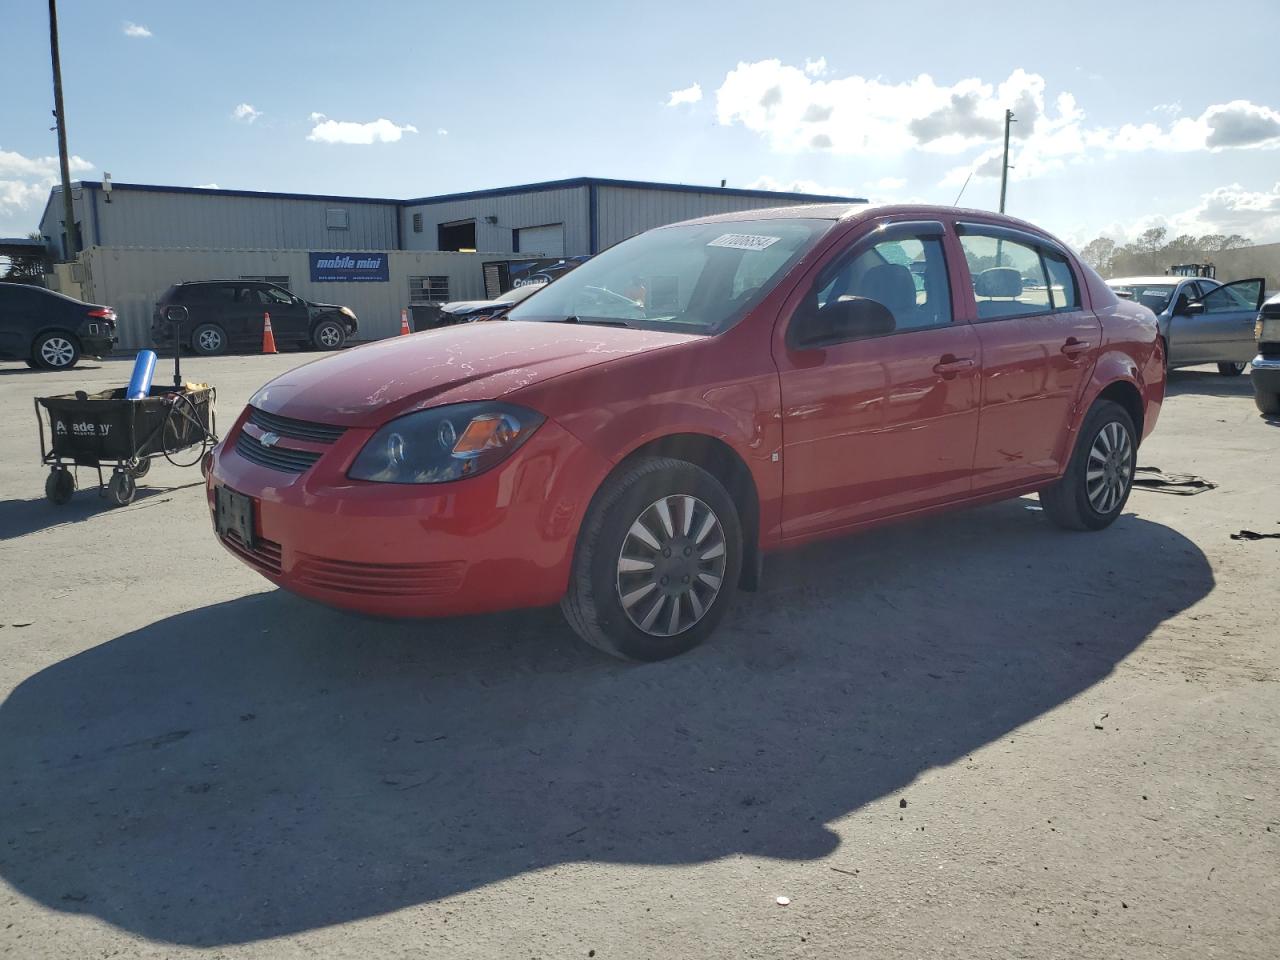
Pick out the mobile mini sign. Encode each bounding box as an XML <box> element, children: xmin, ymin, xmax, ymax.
<box><xmin>309</xmin><ymin>252</ymin><xmax>390</xmax><ymax>282</ymax></box>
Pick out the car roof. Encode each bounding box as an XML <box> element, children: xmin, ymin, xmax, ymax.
<box><xmin>673</xmin><ymin>203</ymin><xmax>1074</xmax><ymax>239</ymax></box>
<box><xmin>1108</xmin><ymin>276</ymin><xmax>1209</xmax><ymax>285</ymax></box>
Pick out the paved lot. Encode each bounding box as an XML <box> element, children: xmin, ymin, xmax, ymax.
<box><xmin>1</xmin><ymin>350</ymin><xmax>1277</xmax><ymax>959</ymax></box>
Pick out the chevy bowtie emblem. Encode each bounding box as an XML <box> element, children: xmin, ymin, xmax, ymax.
<box><xmin>260</xmin><ymin>431</ymin><xmax>280</xmax><ymax>448</ymax></box>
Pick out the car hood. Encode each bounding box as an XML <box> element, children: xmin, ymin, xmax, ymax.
<box><xmin>250</xmin><ymin>321</ymin><xmax>700</xmax><ymax>426</ymax></box>
<box><xmin>306</xmin><ymin>301</ymin><xmax>348</xmax><ymax>312</ymax></box>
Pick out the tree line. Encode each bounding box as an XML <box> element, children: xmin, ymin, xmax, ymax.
<box><xmin>1077</xmin><ymin>228</ymin><xmax>1252</xmax><ymax>278</ymax></box>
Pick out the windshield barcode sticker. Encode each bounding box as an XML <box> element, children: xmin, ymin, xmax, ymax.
<box><xmin>708</xmin><ymin>233</ymin><xmax>781</xmax><ymax>252</ymax></box>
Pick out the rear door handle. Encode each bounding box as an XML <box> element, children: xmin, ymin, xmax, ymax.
<box><xmin>932</xmin><ymin>356</ymin><xmax>975</xmax><ymax>377</ymax></box>
<box><xmin>1061</xmin><ymin>338</ymin><xmax>1092</xmax><ymax>358</ymax></box>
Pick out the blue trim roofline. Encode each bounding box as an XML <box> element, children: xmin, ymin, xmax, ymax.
<box><xmin>402</xmin><ymin>176</ymin><xmax>864</xmax><ymax>207</ymax></box>
<box><xmin>73</xmin><ymin>180</ymin><xmax>402</xmax><ymax>206</ymax></box>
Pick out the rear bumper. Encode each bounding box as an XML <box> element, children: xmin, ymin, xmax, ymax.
<box><xmin>205</xmin><ymin>412</ymin><xmax>609</xmax><ymax>618</ymax></box>
<box><xmin>80</xmin><ymin>334</ymin><xmax>116</xmax><ymax>358</ymax></box>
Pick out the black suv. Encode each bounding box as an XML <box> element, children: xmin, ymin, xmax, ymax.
<box><xmin>1252</xmin><ymin>292</ymin><xmax>1280</xmax><ymax>415</ymax></box>
<box><xmin>152</xmin><ymin>281</ymin><xmax>358</xmax><ymax>355</ymax></box>
<box><xmin>0</xmin><ymin>281</ymin><xmax>117</xmax><ymax>370</ymax></box>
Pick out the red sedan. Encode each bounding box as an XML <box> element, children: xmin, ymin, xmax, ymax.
<box><xmin>207</xmin><ymin>204</ymin><xmax>1163</xmax><ymax>660</ymax></box>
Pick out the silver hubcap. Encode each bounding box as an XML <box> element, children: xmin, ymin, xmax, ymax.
<box><xmin>319</xmin><ymin>325</ymin><xmax>341</xmax><ymax>347</ymax></box>
<box><xmin>616</xmin><ymin>495</ymin><xmax>727</xmax><ymax>638</ymax></box>
<box><xmin>198</xmin><ymin>329</ymin><xmax>223</xmax><ymax>352</ymax></box>
<box><xmin>1086</xmin><ymin>421</ymin><xmax>1133</xmax><ymax>514</ymax></box>
<box><xmin>40</xmin><ymin>337</ymin><xmax>74</xmax><ymax>366</ymax></box>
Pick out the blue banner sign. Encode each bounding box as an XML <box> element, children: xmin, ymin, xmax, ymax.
<box><xmin>309</xmin><ymin>252</ymin><xmax>390</xmax><ymax>282</ymax></box>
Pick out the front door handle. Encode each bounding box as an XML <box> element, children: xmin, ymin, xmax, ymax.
<box><xmin>1061</xmin><ymin>338</ymin><xmax>1092</xmax><ymax>358</ymax></box>
<box><xmin>932</xmin><ymin>355</ymin><xmax>975</xmax><ymax>377</ymax></box>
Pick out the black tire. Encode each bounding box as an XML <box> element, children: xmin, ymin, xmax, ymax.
<box><xmin>561</xmin><ymin>457</ymin><xmax>742</xmax><ymax>661</ymax></box>
<box><xmin>1217</xmin><ymin>361</ymin><xmax>1247</xmax><ymax>377</ymax></box>
<box><xmin>31</xmin><ymin>331</ymin><xmax>80</xmax><ymax>370</ymax></box>
<box><xmin>129</xmin><ymin>458</ymin><xmax>152</xmax><ymax>479</ymax></box>
<box><xmin>191</xmin><ymin>323</ymin><xmax>228</xmax><ymax>356</ymax></box>
<box><xmin>1040</xmin><ymin>399</ymin><xmax>1137</xmax><ymax>532</ymax></box>
<box><xmin>45</xmin><ymin>468</ymin><xmax>74</xmax><ymax>505</ymax></box>
<box><xmin>312</xmin><ymin>319</ymin><xmax>347</xmax><ymax>351</ymax></box>
<box><xmin>1256</xmin><ymin>390</ymin><xmax>1280</xmax><ymax>415</ymax></box>
<box><xmin>106</xmin><ymin>470</ymin><xmax>137</xmax><ymax>507</ymax></box>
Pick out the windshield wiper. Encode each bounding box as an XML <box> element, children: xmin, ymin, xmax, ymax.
<box><xmin>557</xmin><ymin>315</ymin><xmax>631</xmax><ymax>327</ymax></box>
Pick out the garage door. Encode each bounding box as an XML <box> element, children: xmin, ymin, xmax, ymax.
<box><xmin>516</xmin><ymin>223</ymin><xmax>565</xmax><ymax>256</ymax></box>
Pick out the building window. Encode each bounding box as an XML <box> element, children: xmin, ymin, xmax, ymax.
<box><xmin>409</xmin><ymin>276</ymin><xmax>450</xmax><ymax>303</ymax></box>
<box><xmin>438</xmin><ymin>219</ymin><xmax>476</xmax><ymax>251</ymax></box>
<box><xmin>412</xmin><ymin>213</ymin><xmax>423</xmax><ymax>234</ymax></box>
<box><xmin>326</xmin><ymin>208</ymin><xmax>349</xmax><ymax>230</ymax></box>
<box><xmin>240</xmin><ymin>275</ymin><xmax>291</xmax><ymax>290</ymax></box>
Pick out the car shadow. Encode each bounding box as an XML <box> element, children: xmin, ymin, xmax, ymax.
<box><xmin>1165</xmin><ymin>368</ymin><xmax>1255</xmax><ymax>399</ymax></box>
<box><xmin>0</xmin><ymin>501</ymin><xmax>1212</xmax><ymax>946</ymax></box>
<box><xmin>0</xmin><ymin>363</ymin><xmax>106</xmax><ymax>377</ymax></box>
<box><xmin>0</xmin><ymin>481</ymin><xmax>206</xmax><ymax>540</ymax></box>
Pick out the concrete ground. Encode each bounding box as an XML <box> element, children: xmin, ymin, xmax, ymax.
<box><xmin>0</xmin><ymin>350</ymin><xmax>1276</xmax><ymax>959</ymax></box>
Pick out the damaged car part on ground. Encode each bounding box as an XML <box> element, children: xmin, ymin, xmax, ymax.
<box><xmin>206</xmin><ymin>203</ymin><xmax>1164</xmax><ymax>661</ymax></box>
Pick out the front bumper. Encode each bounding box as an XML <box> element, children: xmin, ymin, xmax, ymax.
<box><xmin>206</xmin><ymin>410</ymin><xmax>610</xmax><ymax>618</ymax></box>
<box><xmin>1251</xmin><ymin>355</ymin><xmax>1280</xmax><ymax>392</ymax></box>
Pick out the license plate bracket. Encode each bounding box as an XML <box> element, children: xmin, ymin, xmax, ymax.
<box><xmin>216</xmin><ymin>485</ymin><xmax>256</xmax><ymax>549</ymax></box>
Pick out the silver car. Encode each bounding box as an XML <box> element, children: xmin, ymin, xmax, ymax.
<box><xmin>1107</xmin><ymin>275</ymin><xmax>1266</xmax><ymax>375</ymax></box>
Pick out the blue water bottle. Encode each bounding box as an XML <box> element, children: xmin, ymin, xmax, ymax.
<box><xmin>126</xmin><ymin>349</ymin><xmax>157</xmax><ymax>400</ymax></box>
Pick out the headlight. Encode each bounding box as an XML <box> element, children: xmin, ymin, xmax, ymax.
<box><xmin>338</xmin><ymin>306</ymin><xmax>356</xmax><ymax>319</ymax></box>
<box><xmin>348</xmin><ymin>402</ymin><xmax>545</xmax><ymax>484</ymax></box>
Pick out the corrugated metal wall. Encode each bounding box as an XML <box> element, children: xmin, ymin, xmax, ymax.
<box><xmin>401</xmin><ymin>186</ymin><xmax>590</xmax><ymax>255</ymax></box>
<box><xmin>72</xmin><ymin>188</ymin><xmax>399</xmax><ymax>251</ymax></box>
<box><xmin>82</xmin><ymin>247</ymin><xmax>497</xmax><ymax>348</ymax></box>
<box><xmin>594</xmin><ymin>187</ymin><xmax>816</xmax><ymax>251</ymax></box>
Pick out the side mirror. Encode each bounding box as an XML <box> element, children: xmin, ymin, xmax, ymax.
<box><xmin>1183</xmin><ymin>301</ymin><xmax>1205</xmax><ymax>316</ymax></box>
<box><xmin>164</xmin><ymin>304</ymin><xmax>189</xmax><ymax>324</ymax></box>
<box><xmin>794</xmin><ymin>296</ymin><xmax>895</xmax><ymax>348</ymax></box>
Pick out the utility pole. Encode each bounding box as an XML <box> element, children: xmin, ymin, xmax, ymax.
<box><xmin>998</xmin><ymin>109</ymin><xmax>1015</xmax><ymax>214</ymax></box>
<box><xmin>48</xmin><ymin>0</ymin><xmax>77</xmax><ymax>260</ymax></box>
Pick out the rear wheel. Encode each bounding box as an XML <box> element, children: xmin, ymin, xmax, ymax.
<box><xmin>32</xmin><ymin>332</ymin><xmax>80</xmax><ymax>370</ymax></box>
<box><xmin>129</xmin><ymin>458</ymin><xmax>152</xmax><ymax>479</ymax></box>
<box><xmin>562</xmin><ymin>457</ymin><xmax>742</xmax><ymax>661</ymax></box>
<box><xmin>191</xmin><ymin>323</ymin><xmax>228</xmax><ymax>356</ymax></box>
<box><xmin>1256</xmin><ymin>389</ymin><xmax>1280</xmax><ymax>415</ymax></box>
<box><xmin>1040</xmin><ymin>399</ymin><xmax>1136</xmax><ymax>531</ymax></box>
<box><xmin>106</xmin><ymin>470</ymin><xmax>137</xmax><ymax>507</ymax></box>
<box><xmin>1218</xmin><ymin>361</ymin><xmax>1247</xmax><ymax>377</ymax></box>
<box><xmin>312</xmin><ymin>319</ymin><xmax>347</xmax><ymax>351</ymax></box>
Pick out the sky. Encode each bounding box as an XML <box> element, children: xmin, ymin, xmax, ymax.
<box><xmin>2</xmin><ymin>0</ymin><xmax>1279</xmax><ymax>249</ymax></box>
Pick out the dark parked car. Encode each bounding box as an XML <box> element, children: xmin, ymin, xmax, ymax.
<box><xmin>0</xmin><ymin>282</ymin><xmax>117</xmax><ymax>370</ymax></box>
<box><xmin>152</xmin><ymin>281</ymin><xmax>358</xmax><ymax>355</ymax></box>
<box><xmin>1252</xmin><ymin>292</ymin><xmax>1280</xmax><ymax>414</ymax></box>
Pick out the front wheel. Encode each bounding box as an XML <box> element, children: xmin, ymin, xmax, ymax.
<box><xmin>32</xmin><ymin>332</ymin><xmax>80</xmax><ymax>370</ymax></box>
<box><xmin>561</xmin><ymin>457</ymin><xmax>742</xmax><ymax>661</ymax></box>
<box><xmin>312</xmin><ymin>319</ymin><xmax>347</xmax><ymax>351</ymax></box>
<box><xmin>45</xmin><ymin>468</ymin><xmax>74</xmax><ymax>505</ymax></box>
<box><xmin>1218</xmin><ymin>361</ymin><xmax>1247</xmax><ymax>377</ymax></box>
<box><xmin>1040</xmin><ymin>399</ymin><xmax>1136</xmax><ymax>531</ymax></box>
<box><xmin>106</xmin><ymin>470</ymin><xmax>137</xmax><ymax>507</ymax></box>
<box><xmin>1256</xmin><ymin>389</ymin><xmax>1280</xmax><ymax>415</ymax></box>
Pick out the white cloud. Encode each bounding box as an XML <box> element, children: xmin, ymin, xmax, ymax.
<box><xmin>0</xmin><ymin>147</ymin><xmax>93</xmax><ymax>223</ymax></box>
<box><xmin>803</xmin><ymin>57</ymin><xmax>827</xmax><ymax>77</ymax></box>
<box><xmin>306</xmin><ymin>113</ymin><xmax>418</xmax><ymax>144</ymax></box>
<box><xmin>747</xmin><ymin>175</ymin><xmax>857</xmax><ymax>197</ymax></box>
<box><xmin>437</xmin><ymin>128</ymin><xmax>448</xmax><ymax>136</ymax></box>
<box><xmin>231</xmin><ymin>103</ymin><xmax>261</xmax><ymax>124</ymax></box>
<box><xmin>122</xmin><ymin>22</ymin><xmax>152</xmax><ymax>38</ymax></box>
<box><xmin>868</xmin><ymin>176</ymin><xmax>907</xmax><ymax>191</ymax></box>
<box><xmin>666</xmin><ymin>83</ymin><xmax>703</xmax><ymax>107</ymax></box>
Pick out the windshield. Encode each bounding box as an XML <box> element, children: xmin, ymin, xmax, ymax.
<box><xmin>1110</xmin><ymin>282</ymin><xmax>1176</xmax><ymax>313</ymax></box>
<box><xmin>505</xmin><ymin>218</ymin><xmax>831</xmax><ymax>332</ymax></box>
<box><xmin>495</xmin><ymin>284</ymin><xmax>542</xmax><ymax>304</ymax></box>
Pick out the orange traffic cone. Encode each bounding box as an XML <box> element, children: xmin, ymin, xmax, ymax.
<box><xmin>262</xmin><ymin>311</ymin><xmax>278</xmax><ymax>354</ymax></box>
<box><xmin>399</xmin><ymin>308</ymin><xmax>412</xmax><ymax>336</ymax></box>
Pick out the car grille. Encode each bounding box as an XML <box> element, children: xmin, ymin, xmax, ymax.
<box><xmin>247</xmin><ymin>406</ymin><xmax>346</xmax><ymax>444</ymax></box>
<box><xmin>292</xmin><ymin>555</ymin><xmax>466</xmax><ymax>597</ymax></box>
<box><xmin>235</xmin><ymin>431</ymin><xmax>323</xmax><ymax>473</ymax></box>
<box><xmin>220</xmin><ymin>529</ymin><xmax>283</xmax><ymax>576</ymax></box>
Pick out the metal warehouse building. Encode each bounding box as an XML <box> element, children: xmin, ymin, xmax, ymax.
<box><xmin>39</xmin><ymin>177</ymin><xmax>861</xmax><ymax>348</ymax></box>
